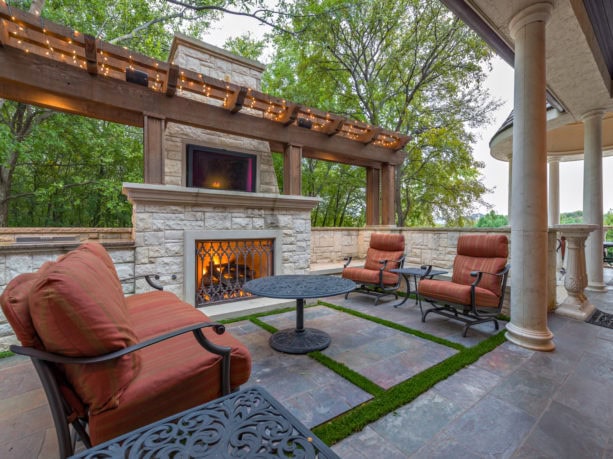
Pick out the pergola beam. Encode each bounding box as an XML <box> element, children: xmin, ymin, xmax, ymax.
<box><xmin>0</xmin><ymin>46</ymin><xmax>405</xmax><ymax>167</ymax></box>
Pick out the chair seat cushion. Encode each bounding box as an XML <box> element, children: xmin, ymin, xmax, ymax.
<box><xmin>342</xmin><ymin>266</ymin><xmax>399</xmax><ymax>286</ymax></box>
<box><xmin>126</xmin><ymin>290</ymin><xmax>209</xmax><ymax>341</ymax></box>
<box><xmin>418</xmin><ymin>279</ymin><xmax>500</xmax><ymax>308</ymax></box>
<box><xmin>88</xmin><ymin>327</ymin><xmax>252</xmax><ymax>445</ymax></box>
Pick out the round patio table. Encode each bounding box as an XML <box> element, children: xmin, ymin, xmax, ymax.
<box><xmin>242</xmin><ymin>275</ymin><xmax>356</xmax><ymax>354</ymax></box>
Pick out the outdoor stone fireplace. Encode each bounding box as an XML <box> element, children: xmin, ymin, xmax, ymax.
<box><xmin>186</xmin><ymin>230</ymin><xmax>280</xmax><ymax>306</ymax></box>
<box><xmin>123</xmin><ymin>35</ymin><xmax>319</xmax><ymax>307</ymax></box>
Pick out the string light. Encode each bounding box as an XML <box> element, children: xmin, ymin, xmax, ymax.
<box><xmin>1</xmin><ymin>6</ymin><xmax>403</xmax><ymax>152</ymax></box>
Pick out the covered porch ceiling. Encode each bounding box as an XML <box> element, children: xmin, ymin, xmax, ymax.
<box><xmin>442</xmin><ymin>0</ymin><xmax>613</xmax><ymax>118</ymax></box>
<box><xmin>0</xmin><ymin>3</ymin><xmax>409</xmax><ymax>169</ymax></box>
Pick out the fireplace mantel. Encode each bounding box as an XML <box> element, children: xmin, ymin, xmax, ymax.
<box><xmin>123</xmin><ymin>183</ymin><xmax>320</xmax><ymax>210</ymax></box>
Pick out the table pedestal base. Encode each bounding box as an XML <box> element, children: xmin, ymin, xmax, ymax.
<box><xmin>269</xmin><ymin>328</ymin><xmax>331</xmax><ymax>354</ymax></box>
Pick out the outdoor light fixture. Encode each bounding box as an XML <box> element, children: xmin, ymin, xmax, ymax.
<box><xmin>297</xmin><ymin>117</ymin><xmax>313</xmax><ymax>129</ymax></box>
<box><xmin>126</xmin><ymin>68</ymin><xmax>149</xmax><ymax>87</ymax></box>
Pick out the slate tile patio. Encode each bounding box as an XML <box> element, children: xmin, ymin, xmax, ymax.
<box><xmin>0</xmin><ymin>269</ymin><xmax>612</xmax><ymax>458</ymax></box>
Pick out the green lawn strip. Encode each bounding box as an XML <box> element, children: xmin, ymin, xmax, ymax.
<box><xmin>249</xmin><ymin>317</ymin><xmax>385</xmax><ymax>397</ymax></box>
<box><xmin>0</xmin><ymin>350</ymin><xmax>14</xmax><ymax>359</ymax></box>
<box><xmin>318</xmin><ymin>301</ymin><xmax>465</xmax><ymax>351</ymax></box>
<box><xmin>312</xmin><ymin>330</ymin><xmax>507</xmax><ymax>445</ymax></box>
<box><xmin>308</xmin><ymin>352</ymin><xmax>385</xmax><ymax>397</ymax></box>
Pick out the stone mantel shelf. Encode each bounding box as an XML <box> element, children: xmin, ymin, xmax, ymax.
<box><xmin>122</xmin><ymin>183</ymin><xmax>321</xmax><ymax>211</ymax></box>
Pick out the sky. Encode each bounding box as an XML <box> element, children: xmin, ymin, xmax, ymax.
<box><xmin>202</xmin><ymin>14</ymin><xmax>613</xmax><ymax>217</ymax></box>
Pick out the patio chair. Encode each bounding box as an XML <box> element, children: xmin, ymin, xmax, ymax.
<box><xmin>342</xmin><ymin>233</ymin><xmax>405</xmax><ymax>305</ymax></box>
<box><xmin>0</xmin><ymin>242</ymin><xmax>251</xmax><ymax>458</ymax></box>
<box><xmin>418</xmin><ymin>234</ymin><xmax>510</xmax><ymax>337</ymax></box>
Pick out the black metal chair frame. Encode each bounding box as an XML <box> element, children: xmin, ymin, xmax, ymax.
<box><xmin>10</xmin><ymin>322</ymin><xmax>232</xmax><ymax>459</ymax></box>
<box><xmin>343</xmin><ymin>255</ymin><xmax>406</xmax><ymax>305</ymax></box>
<box><xmin>420</xmin><ymin>264</ymin><xmax>510</xmax><ymax>337</ymax></box>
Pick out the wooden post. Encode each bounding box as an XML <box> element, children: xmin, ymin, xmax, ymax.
<box><xmin>381</xmin><ymin>163</ymin><xmax>395</xmax><ymax>225</ymax></box>
<box><xmin>284</xmin><ymin>144</ymin><xmax>302</xmax><ymax>195</ymax></box>
<box><xmin>143</xmin><ymin>114</ymin><xmax>165</xmax><ymax>184</ymax></box>
<box><xmin>366</xmin><ymin>167</ymin><xmax>380</xmax><ymax>225</ymax></box>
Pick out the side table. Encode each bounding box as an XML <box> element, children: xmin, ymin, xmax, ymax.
<box><xmin>70</xmin><ymin>386</ymin><xmax>340</xmax><ymax>458</ymax></box>
<box><xmin>391</xmin><ymin>266</ymin><xmax>448</xmax><ymax>308</ymax></box>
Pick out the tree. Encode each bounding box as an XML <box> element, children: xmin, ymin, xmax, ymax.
<box><xmin>264</xmin><ymin>0</ymin><xmax>499</xmax><ymax>226</ymax></box>
<box><xmin>475</xmin><ymin>210</ymin><xmax>508</xmax><ymax>228</ymax></box>
<box><xmin>0</xmin><ymin>0</ymin><xmax>285</xmax><ymax>226</ymax></box>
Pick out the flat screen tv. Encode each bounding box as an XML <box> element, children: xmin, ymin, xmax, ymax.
<box><xmin>186</xmin><ymin>145</ymin><xmax>256</xmax><ymax>192</ymax></box>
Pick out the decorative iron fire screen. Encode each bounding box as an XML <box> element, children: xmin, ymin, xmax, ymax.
<box><xmin>195</xmin><ymin>239</ymin><xmax>274</xmax><ymax>306</ymax></box>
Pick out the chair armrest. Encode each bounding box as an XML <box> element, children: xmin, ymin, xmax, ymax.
<box><xmin>420</xmin><ymin>265</ymin><xmax>433</xmax><ymax>278</ymax></box>
<box><xmin>378</xmin><ymin>255</ymin><xmax>406</xmax><ymax>271</ymax></box>
<box><xmin>10</xmin><ymin>321</ymin><xmax>233</xmax><ymax>394</ymax></box>
<box><xmin>343</xmin><ymin>256</ymin><xmax>353</xmax><ymax>268</ymax></box>
<box><xmin>469</xmin><ymin>264</ymin><xmax>511</xmax><ymax>287</ymax></box>
<box><xmin>120</xmin><ymin>274</ymin><xmax>177</xmax><ymax>291</ymax></box>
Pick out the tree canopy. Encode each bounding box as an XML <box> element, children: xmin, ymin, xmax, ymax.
<box><xmin>263</xmin><ymin>0</ymin><xmax>499</xmax><ymax>226</ymax></box>
<box><xmin>1</xmin><ymin>0</ymin><xmax>500</xmax><ymax>228</ymax></box>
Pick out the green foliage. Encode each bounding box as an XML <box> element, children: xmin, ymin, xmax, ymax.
<box><xmin>224</xmin><ymin>33</ymin><xmax>267</xmax><ymax>61</ymax></box>
<box><xmin>7</xmin><ymin>113</ymin><xmax>142</xmax><ymax>226</ymax></box>
<box><xmin>476</xmin><ymin>210</ymin><xmax>508</xmax><ymax>228</ymax></box>
<box><xmin>604</xmin><ymin>209</ymin><xmax>613</xmax><ymax>241</ymax></box>
<box><xmin>265</xmin><ymin>0</ymin><xmax>498</xmax><ymax>227</ymax></box>
<box><xmin>560</xmin><ymin>210</ymin><xmax>582</xmax><ymax>224</ymax></box>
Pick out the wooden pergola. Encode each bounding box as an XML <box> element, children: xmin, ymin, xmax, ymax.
<box><xmin>0</xmin><ymin>3</ymin><xmax>409</xmax><ymax>225</ymax></box>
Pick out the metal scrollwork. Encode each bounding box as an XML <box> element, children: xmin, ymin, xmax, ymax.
<box><xmin>73</xmin><ymin>386</ymin><xmax>339</xmax><ymax>458</ymax></box>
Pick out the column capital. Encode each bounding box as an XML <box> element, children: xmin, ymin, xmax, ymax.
<box><xmin>510</xmin><ymin>2</ymin><xmax>554</xmax><ymax>38</ymax></box>
<box><xmin>547</xmin><ymin>156</ymin><xmax>560</xmax><ymax>164</ymax></box>
<box><xmin>581</xmin><ymin>109</ymin><xmax>604</xmax><ymax>121</ymax></box>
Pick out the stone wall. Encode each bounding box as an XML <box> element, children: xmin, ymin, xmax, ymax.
<box><xmin>164</xmin><ymin>34</ymin><xmax>279</xmax><ymax>193</ymax></box>
<box><xmin>0</xmin><ymin>225</ymin><xmax>584</xmax><ymax>351</ymax></box>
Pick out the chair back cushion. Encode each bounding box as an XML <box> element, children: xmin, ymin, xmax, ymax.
<box><xmin>451</xmin><ymin>234</ymin><xmax>508</xmax><ymax>296</ymax></box>
<box><xmin>363</xmin><ymin>233</ymin><xmax>405</xmax><ymax>272</ymax></box>
<box><xmin>29</xmin><ymin>242</ymin><xmax>140</xmax><ymax>415</ymax></box>
<box><xmin>0</xmin><ymin>271</ymin><xmax>45</xmax><ymax>349</ymax></box>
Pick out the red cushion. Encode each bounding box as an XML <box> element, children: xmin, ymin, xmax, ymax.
<box><xmin>418</xmin><ymin>279</ymin><xmax>500</xmax><ymax>308</ymax></box>
<box><xmin>30</xmin><ymin>242</ymin><xmax>140</xmax><ymax>414</ymax></box>
<box><xmin>457</xmin><ymin>234</ymin><xmax>508</xmax><ymax>258</ymax></box>
<box><xmin>0</xmin><ymin>272</ymin><xmax>43</xmax><ymax>349</ymax></box>
<box><xmin>88</xmin><ymin>327</ymin><xmax>252</xmax><ymax>445</ymax></box>
<box><xmin>342</xmin><ymin>266</ymin><xmax>399</xmax><ymax>286</ymax></box>
<box><xmin>369</xmin><ymin>233</ymin><xmax>405</xmax><ymax>251</ymax></box>
<box><xmin>451</xmin><ymin>235</ymin><xmax>508</xmax><ymax>296</ymax></box>
<box><xmin>126</xmin><ymin>291</ymin><xmax>209</xmax><ymax>340</ymax></box>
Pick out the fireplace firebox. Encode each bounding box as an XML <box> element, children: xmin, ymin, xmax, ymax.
<box><xmin>187</xmin><ymin>145</ymin><xmax>256</xmax><ymax>192</ymax></box>
<box><xmin>195</xmin><ymin>239</ymin><xmax>274</xmax><ymax>306</ymax></box>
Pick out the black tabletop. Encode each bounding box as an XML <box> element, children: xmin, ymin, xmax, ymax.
<box><xmin>243</xmin><ymin>274</ymin><xmax>356</xmax><ymax>299</ymax></box>
<box><xmin>391</xmin><ymin>267</ymin><xmax>448</xmax><ymax>276</ymax></box>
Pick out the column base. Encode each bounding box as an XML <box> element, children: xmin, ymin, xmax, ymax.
<box><xmin>585</xmin><ymin>282</ymin><xmax>607</xmax><ymax>292</ymax></box>
<box><xmin>555</xmin><ymin>297</ymin><xmax>595</xmax><ymax>321</ymax></box>
<box><xmin>505</xmin><ymin>322</ymin><xmax>555</xmax><ymax>351</ymax></box>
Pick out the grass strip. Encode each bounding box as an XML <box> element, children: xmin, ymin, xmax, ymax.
<box><xmin>0</xmin><ymin>350</ymin><xmax>14</xmax><ymax>359</ymax></box>
<box><xmin>319</xmin><ymin>301</ymin><xmax>465</xmax><ymax>351</ymax></box>
<box><xmin>312</xmin><ymin>330</ymin><xmax>506</xmax><ymax>445</ymax></box>
<box><xmin>250</xmin><ymin>317</ymin><xmax>278</xmax><ymax>335</ymax></box>
<box><xmin>309</xmin><ymin>351</ymin><xmax>385</xmax><ymax>397</ymax></box>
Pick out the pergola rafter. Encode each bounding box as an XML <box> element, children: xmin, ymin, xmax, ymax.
<box><xmin>0</xmin><ymin>3</ymin><xmax>410</xmax><ymax>225</ymax></box>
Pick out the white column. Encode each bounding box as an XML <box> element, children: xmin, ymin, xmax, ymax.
<box><xmin>582</xmin><ymin>110</ymin><xmax>606</xmax><ymax>291</ymax></box>
<box><xmin>548</xmin><ymin>159</ymin><xmax>560</xmax><ymax>225</ymax></box>
<box><xmin>507</xmin><ymin>156</ymin><xmax>513</xmax><ymax>224</ymax></box>
<box><xmin>505</xmin><ymin>3</ymin><xmax>555</xmax><ymax>351</ymax></box>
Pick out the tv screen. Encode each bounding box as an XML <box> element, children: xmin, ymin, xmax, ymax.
<box><xmin>186</xmin><ymin>145</ymin><xmax>256</xmax><ymax>192</ymax></box>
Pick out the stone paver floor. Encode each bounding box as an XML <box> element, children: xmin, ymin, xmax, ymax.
<box><xmin>1</xmin><ymin>270</ymin><xmax>612</xmax><ymax>458</ymax></box>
